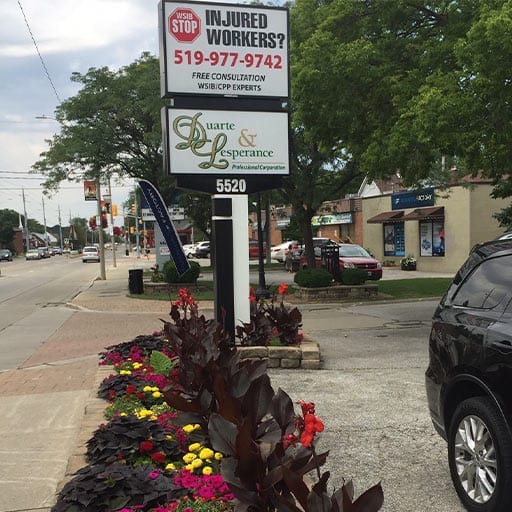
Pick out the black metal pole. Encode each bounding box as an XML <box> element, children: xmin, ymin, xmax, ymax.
<box><xmin>255</xmin><ymin>192</ymin><xmax>270</xmax><ymax>299</ymax></box>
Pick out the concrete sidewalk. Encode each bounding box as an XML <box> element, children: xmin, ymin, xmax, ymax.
<box><xmin>0</xmin><ymin>256</ymin><xmax>454</xmax><ymax>512</ymax></box>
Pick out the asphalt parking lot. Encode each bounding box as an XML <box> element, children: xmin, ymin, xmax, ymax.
<box><xmin>269</xmin><ymin>300</ymin><xmax>465</xmax><ymax>511</ymax></box>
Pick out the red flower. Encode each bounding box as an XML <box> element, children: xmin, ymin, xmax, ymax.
<box><xmin>278</xmin><ymin>283</ymin><xmax>288</xmax><ymax>295</ymax></box>
<box><xmin>126</xmin><ymin>385</ymin><xmax>137</xmax><ymax>394</ymax></box>
<box><xmin>139</xmin><ymin>440</ymin><xmax>155</xmax><ymax>453</ymax></box>
<box><xmin>150</xmin><ymin>451</ymin><xmax>166</xmax><ymax>463</ymax></box>
<box><xmin>136</xmin><ymin>392</ymin><xmax>146</xmax><ymax>399</ymax></box>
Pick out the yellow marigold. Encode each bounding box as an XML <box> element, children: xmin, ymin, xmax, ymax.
<box><xmin>185</xmin><ymin>464</ymin><xmax>194</xmax><ymax>471</ymax></box>
<box><xmin>132</xmin><ymin>362</ymin><xmax>142</xmax><ymax>369</ymax></box>
<box><xmin>182</xmin><ymin>424</ymin><xmax>195</xmax><ymax>434</ymax></box>
<box><xmin>143</xmin><ymin>386</ymin><xmax>153</xmax><ymax>392</ymax></box>
<box><xmin>191</xmin><ymin>458</ymin><xmax>203</xmax><ymax>469</ymax></box>
<box><xmin>188</xmin><ymin>443</ymin><xmax>201</xmax><ymax>452</ymax></box>
<box><xmin>199</xmin><ymin>447</ymin><xmax>214</xmax><ymax>460</ymax></box>
<box><xmin>152</xmin><ymin>391</ymin><xmax>162</xmax><ymax>398</ymax></box>
<box><xmin>119</xmin><ymin>370</ymin><xmax>132</xmax><ymax>375</ymax></box>
<box><xmin>194</xmin><ymin>423</ymin><xmax>201</xmax><ymax>430</ymax></box>
<box><xmin>120</xmin><ymin>412</ymin><xmax>127</xmax><ymax>417</ymax></box>
<box><xmin>214</xmin><ymin>452</ymin><xmax>223</xmax><ymax>460</ymax></box>
<box><xmin>166</xmin><ymin>435</ymin><xmax>174</xmax><ymax>441</ymax></box>
<box><xmin>151</xmin><ymin>386</ymin><xmax>159</xmax><ymax>392</ymax></box>
<box><xmin>183</xmin><ymin>453</ymin><xmax>197</xmax><ymax>463</ymax></box>
<box><xmin>202</xmin><ymin>466</ymin><xmax>213</xmax><ymax>475</ymax></box>
<box><xmin>165</xmin><ymin>463</ymin><xmax>176</xmax><ymax>471</ymax></box>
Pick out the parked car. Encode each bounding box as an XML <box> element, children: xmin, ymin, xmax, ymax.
<box><xmin>26</xmin><ymin>249</ymin><xmax>41</xmax><ymax>260</ymax></box>
<box><xmin>270</xmin><ymin>240</ymin><xmax>299</xmax><ymax>262</ymax></box>
<box><xmin>426</xmin><ymin>239</ymin><xmax>512</xmax><ymax>512</ymax></box>
<box><xmin>299</xmin><ymin>242</ymin><xmax>383</xmax><ymax>280</ymax></box>
<box><xmin>248</xmin><ymin>240</ymin><xmax>267</xmax><ymax>259</ymax></box>
<box><xmin>182</xmin><ymin>243</ymin><xmax>198</xmax><ymax>258</ymax></box>
<box><xmin>38</xmin><ymin>247</ymin><xmax>50</xmax><ymax>258</ymax></box>
<box><xmin>497</xmin><ymin>231</ymin><xmax>512</xmax><ymax>240</ymax></box>
<box><xmin>82</xmin><ymin>245</ymin><xmax>100</xmax><ymax>263</ymax></box>
<box><xmin>0</xmin><ymin>249</ymin><xmax>13</xmax><ymax>261</ymax></box>
<box><xmin>52</xmin><ymin>247</ymin><xmax>63</xmax><ymax>255</ymax></box>
<box><xmin>194</xmin><ymin>241</ymin><xmax>210</xmax><ymax>258</ymax></box>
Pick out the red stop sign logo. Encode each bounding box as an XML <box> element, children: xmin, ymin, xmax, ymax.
<box><xmin>168</xmin><ymin>8</ymin><xmax>201</xmax><ymax>43</ymax></box>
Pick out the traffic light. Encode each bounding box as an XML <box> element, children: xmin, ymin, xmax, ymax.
<box><xmin>111</xmin><ymin>204</ymin><xmax>118</xmax><ymax>216</ymax></box>
<box><xmin>104</xmin><ymin>202</ymin><xmax>111</xmax><ymax>214</ymax></box>
<box><xmin>131</xmin><ymin>203</ymin><xmax>136</xmax><ymax>214</ymax></box>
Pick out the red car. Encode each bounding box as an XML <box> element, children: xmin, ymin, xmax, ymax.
<box><xmin>299</xmin><ymin>243</ymin><xmax>383</xmax><ymax>280</ymax></box>
<box><xmin>249</xmin><ymin>240</ymin><xmax>267</xmax><ymax>259</ymax></box>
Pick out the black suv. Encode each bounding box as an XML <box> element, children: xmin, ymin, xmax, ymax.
<box><xmin>426</xmin><ymin>239</ymin><xmax>512</xmax><ymax>512</ymax></box>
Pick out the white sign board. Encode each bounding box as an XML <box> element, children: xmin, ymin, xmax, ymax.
<box><xmin>165</xmin><ymin>108</ymin><xmax>289</xmax><ymax>175</ymax></box>
<box><xmin>159</xmin><ymin>1</ymin><xmax>289</xmax><ymax>98</ymax></box>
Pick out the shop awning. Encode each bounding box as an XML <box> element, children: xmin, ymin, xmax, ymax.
<box><xmin>403</xmin><ymin>206</ymin><xmax>445</xmax><ymax>221</ymax></box>
<box><xmin>367</xmin><ymin>211</ymin><xmax>404</xmax><ymax>223</ymax></box>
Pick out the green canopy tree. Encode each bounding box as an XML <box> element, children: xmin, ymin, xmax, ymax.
<box><xmin>0</xmin><ymin>209</ymin><xmax>19</xmax><ymax>249</ymax></box>
<box><xmin>32</xmin><ymin>53</ymin><xmax>175</xmax><ymax>202</ymax></box>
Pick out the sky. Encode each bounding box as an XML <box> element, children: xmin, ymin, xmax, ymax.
<box><xmin>0</xmin><ymin>0</ymin><xmax>167</xmax><ymax>227</ymax></box>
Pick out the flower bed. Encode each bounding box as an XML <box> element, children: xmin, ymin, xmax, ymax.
<box><xmin>52</xmin><ymin>289</ymin><xmax>383</xmax><ymax>512</ymax></box>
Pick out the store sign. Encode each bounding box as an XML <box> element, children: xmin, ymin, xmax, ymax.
<box><xmin>159</xmin><ymin>1</ymin><xmax>289</xmax><ymax>98</ymax></box>
<box><xmin>165</xmin><ymin>107</ymin><xmax>288</xmax><ymax>179</ymax></box>
<box><xmin>312</xmin><ymin>213</ymin><xmax>352</xmax><ymax>226</ymax></box>
<box><xmin>391</xmin><ymin>187</ymin><xmax>435</xmax><ymax>210</ymax></box>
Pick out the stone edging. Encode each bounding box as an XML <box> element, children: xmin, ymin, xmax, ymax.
<box><xmin>237</xmin><ymin>339</ymin><xmax>320</xmax><ymax>370</ymax></box>
<box><xmin>294</xmin><ymin>284</ymin><xmax>378</xmax><ymax>302</ymax></box>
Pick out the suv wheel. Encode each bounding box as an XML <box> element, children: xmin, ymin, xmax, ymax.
<box><xmin>448</xmin><ymin>397</ymin><xmax>512</xmax><ymax>511</ymax></box>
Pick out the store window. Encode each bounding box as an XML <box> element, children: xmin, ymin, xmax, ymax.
<box><xmin>420</xmin><ymin>221</ymin><xmax>445</xmax><ymax>257</ymax></box>
<box><xmin>383</xmin><ymin>223</ymin><xmax>405</xmax><ymax>257</ymax></box>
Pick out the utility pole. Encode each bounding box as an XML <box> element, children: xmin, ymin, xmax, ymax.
<box><xmin>42</xmin><ymin>196</ymin><xmax>48</xmax><ymax>246</ymax></box>
<box><xmin>107</xmin><ymin>179</ymin><xmax>117</xmax><ymax>268</ymax></box>
<box><xmin>134</xmin><ymin>188</ymin><xmax>141</xmax><ymax>259</ymax></box>
<box><xmin>22</xmin><ymin>188</ymin><xmax>30</xmax><ymax>252</ymax></box>
<box><xmin>58</xmin><ymin>205</ymin><xmax>63</xmax><ymax>252</ymax></box>
<box><xmin>95</xmin><ymin>178</ymin><xmax>106</xmax><ymax>280</ymax></box>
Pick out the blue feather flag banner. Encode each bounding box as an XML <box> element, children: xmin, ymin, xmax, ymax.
<box><xmin>138</xmin><ymin>179</ymin><xmax>190</xmax><ymax>276</ymax></box>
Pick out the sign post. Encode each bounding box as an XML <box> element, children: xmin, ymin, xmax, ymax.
<box><xmin>159</xmin><ymin>0</ymin><xmax>290</xmax><ymax>339</ymax></box>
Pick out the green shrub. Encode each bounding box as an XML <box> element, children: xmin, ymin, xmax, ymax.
<box><xmin>335</xmin><ymin>268</ymin><xmax>368</xmax><ymax>285</ymax></box>
<box><xmin>294</xmin><ymin>268</ymin><xmax>333</xmax><ymax>288</ymax></box>
<box><xmin>162</xmin><ymin>260</ymin><xmax>200</xmax><ymax>284</ymax></box>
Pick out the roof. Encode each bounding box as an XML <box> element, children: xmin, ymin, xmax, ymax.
<box><xmin>402</xmin><ymin>206</ymin><xmax>444</xmax><ymax>221</ymax></box>
<box><xmin>367</xmin><ymin>211</ymin><xmax>404</xmax><ymax>223</ymax></box>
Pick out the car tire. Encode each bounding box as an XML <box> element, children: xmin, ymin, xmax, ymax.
<box><xmin>448</xmin><ymin>397</ymin><xmax>512</xmax><ymax>512</ymax></box>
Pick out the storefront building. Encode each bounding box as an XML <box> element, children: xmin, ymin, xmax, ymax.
<box><xmin>311</xmin><ymin>197</ymin><xmax>363</xmax><ymax>244</ymax></box>
<box><xmin>363</xmin><ymin>180</ymin><xmax>509</xmax><ymax>273</ymax></box>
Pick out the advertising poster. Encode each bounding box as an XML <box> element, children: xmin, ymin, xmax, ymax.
<box><xmin>433</xmin><ymin>222</ymin><xmax>445</xmax><ymax>256</ymax></box>
<box><xmin>159</xmin><ymin>1</ymin><xmax>289</xmax><ymax>98</ymax></box>
<box><xmin>420</xmin><ymin>222</ymin><xmax>433</xmax><ymax>256</ymax></box>
<box><xmin>384</xmin><ymin>225</ymin><xmax>395</xmax><ymax>256</ymax></box>
<box><xmin>165</xmin><ymin>108</ymin><xmax>289</xmax><ymax>175</ymax></box>
<box><xmin>84</xmin><ymin>181</ymin><xmax>97</xmax><ymax>201</ymax></box>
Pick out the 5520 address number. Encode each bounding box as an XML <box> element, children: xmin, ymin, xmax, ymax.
<box><xmin>216</xmin><ymin>179</ymin><xmax>247</xmax><ymax>193</ymax></box>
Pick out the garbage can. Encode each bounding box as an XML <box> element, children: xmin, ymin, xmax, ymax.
<box><xmin>125</xmin><ymin>249</ymin><xmax>129</xmax><ymax>256</ymax></box>
<box><xmin>128</xmin><ymin>268</ymin><xmax>144</xmax><ymax>294</ymax></box>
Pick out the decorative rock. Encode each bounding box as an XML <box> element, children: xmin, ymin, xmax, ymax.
<box><xmin>237</xmin><ymin>346</ymin><xmax>268</xmax><ymax>358</ymax></box>
<box><xmin>268</xmin><ymin>347</ymin><xmax>301</xmax><ymax>359</ymax></box>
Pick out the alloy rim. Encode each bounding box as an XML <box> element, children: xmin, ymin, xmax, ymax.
<box><xmin>454</xmin><ymin>414</ymin><xmax>497</xmax><ymax>503</ymax></box>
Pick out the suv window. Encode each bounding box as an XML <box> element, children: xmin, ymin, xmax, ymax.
<box><xmin>451</xmin><ymin>254</ymin><xmax>512</xmax><ymax>309</ymax></box>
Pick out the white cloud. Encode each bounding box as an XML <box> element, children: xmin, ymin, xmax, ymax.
<box><xmin>0</xmin><ymin>0</ymin><xmax>157</xmax><ymax>57</ymax></box>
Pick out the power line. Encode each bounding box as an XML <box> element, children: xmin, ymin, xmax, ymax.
<box><xmin>17</xmin><ymin>0</ymin><xmax>62</xmax><ymax>104</ymax></box>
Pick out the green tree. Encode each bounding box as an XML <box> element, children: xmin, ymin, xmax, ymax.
<box><xmin>32</xmin><ymin>53</ymin><xmax>175</xmax><ymax>203</ymax></box>
<box><xmin>0</xmin><ymin>209</ymin><xmax>18</xmax><ymax>249</ymax></box>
